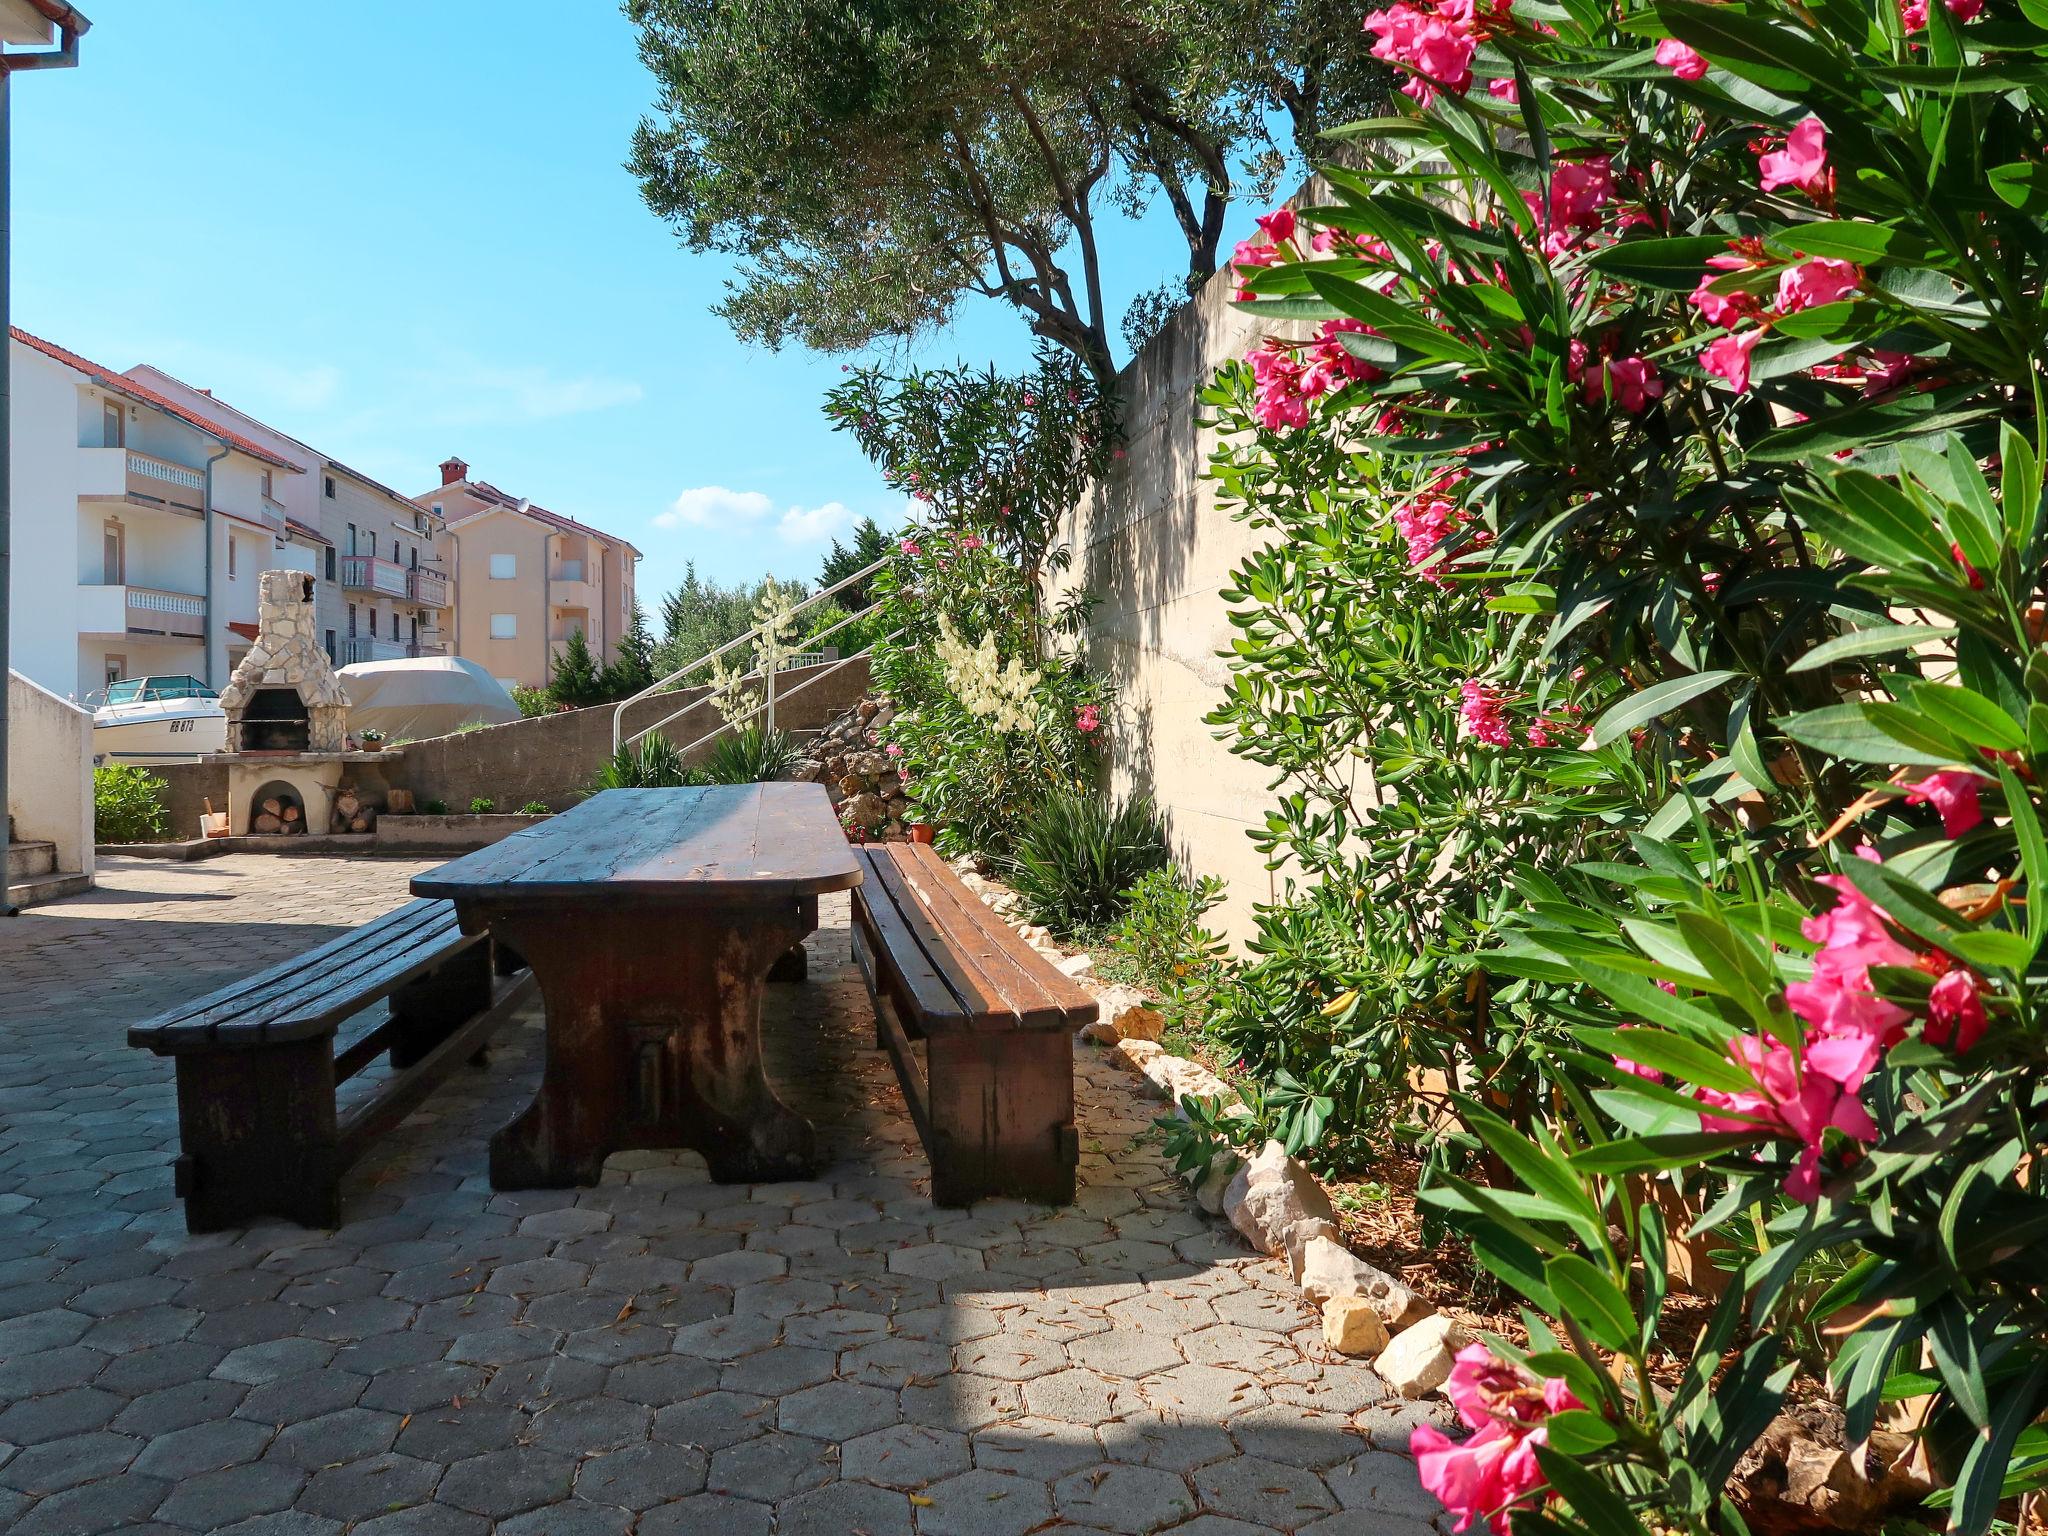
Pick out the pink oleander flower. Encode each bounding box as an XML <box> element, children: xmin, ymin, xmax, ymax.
<box><xmin>1951</xmin><ymin>542</ymin><xmax>1986</xmax><ymax>590</ymax></box>
<box><xmin>1759</xmin><ymin>117</ymin><xmax>1830</xmax><ymax>198</ymax></box>
<box><xmin>1702</xmin><ymin>328</ymin><xmax>1763</xmax><ymax>393</ymax></box>
<box><xmin>1393</xmin><ymin>493</ymin><xmax>1462</xmax><ymax>581</ymax></box>
<box><xmin>1614</xmin><ymin>1023</ymin><xmax>1664</xmax><ymax>1081</ymax></box>
<box><xmin>1486</xmin><ymin>76</ymin><xmax>1518</xmax><ymax>102</ymax></box>
<box><xmin>1249</xmin><ymin>344</ymin><xmax>1311</xmax><ymax>431</ymax></box>
<box><xmin>1256</xmin><ymin>207</ymin><xmax>1298</xmax><ymax>245</ymax></box>
<box><xmin>1903</xmin><ymin>0</ymin><xmax>1983</xmax><ymax>25</ymax></box>
<box><xmin>1231</xmin><ymin>235</ymin><xmax>1283</xmax><ymax>301</ymax></box>
<box><xmin>959</xmin><ymin>534</ymin><xmax>985</xmax><ymax>551</ymax></box>
<box><xmin>1549</xmin><ymin>158</ymin><xmax>1613</xmax><ymax>229</ymax></box>
<box><xmin>1460</xmin><ymin>680</ymin><xmax>1515</xmax><ymax>747</ymax></box>
<box><xmin>1300</xmin><ymin>318</ymin><xmax>1383</xmax><ymax>399</ymax></box>
<box><xmin>1691</xmin><ymin>251</ymin><xmax>1765</xmax><ymax>327</ymax></box>
<box><xmin>899</xmin><ymin>538</ymin><xmax>921</xmax><ymax>556</ymax></box>
<box><xmin>1785</xmin><ymin>861</ymin><xmax>1917</xmax><ymax>1052</ymax></box>
<box><xmin>1366</xmin><ymin>0</ymin><xmax>1477</xmax><ymax>106</ymax></box>
<box><xmin>1777</xmin><ymin>257</ymin><xmax>1861</xmax><ymax>314</ymax></box>
<box><xmin>1927</xmin><ymin>967</ymin><xmax>1988</xmax><ymax>1052</ymax></box>
<box><xmin>1073</xmin><ymin>704</ymin><xmax>1101</xmax><ymax>735</ymax></box>
<box><xmin>1903</xmin><ymin>768</ymin><xmax>1988</xmax><ymax>837</ymax></box>
<box><xmin>1656</xmin><ymin>38</ymin><xmax>1708</xmax><ymax>79</ymax></box>
<box><xmin>884</xmin><ymin>742</ymin><xmax>904</xmax><ymax>759</ymax></box>
<box><xmin>1413</xmin><ymin>1344</ymin><xmax>1584</xmax><ymax>1533</ymax></box>
<box><xmin>1584</xmin><ymin>354</ymin><xmax>1663</xmax><ymax>413</ymax></box>
<box><xmin>1021</xmin><ymin>392</ymin><xmax>1036</xmax><ymax>408</ymax></box>
<box><xmin>1695</xmin><ymin>1032</ymin><xmax>1880</xmax><ymax>1202</ymax></box>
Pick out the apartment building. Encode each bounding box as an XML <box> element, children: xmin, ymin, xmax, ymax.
<box><xmin>5</xmin><ymin>328</ymin><xmax>326</xmax><ymax>701</ymax></box>
<box><xmin>418</xmin><ymin>457</ymin><xmax>639</xmax><ymax>692</ymax></box>
<box><xmin>125</xmin><ymin>367</ymin><xmax>452</xmax><ymax>668</ymax></box>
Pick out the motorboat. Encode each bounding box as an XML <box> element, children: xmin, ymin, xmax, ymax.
<box><xmin>91</xmin><ymin>675</ymin><xmax>228</xmax><ymax>762</ymax></box>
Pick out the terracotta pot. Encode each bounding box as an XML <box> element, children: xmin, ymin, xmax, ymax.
<box><xmin>909</xmin><ymin>823</ymin><xmax>935</xmax><ymax>844</ymax></box>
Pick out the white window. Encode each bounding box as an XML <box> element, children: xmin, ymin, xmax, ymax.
<box><xmin>227</xmin><ymin>536</ymin><xmax>238</xmax><ymax>578</ymax></box>
<box><xmin>490</xmin><ymin>613</ymin><xmax>518</xmax><ymax>639</ymax></box>
<box><xmin>489</xmin><ymin>553</ymin><xmax>517</xmax><ymax>580</ymax></box>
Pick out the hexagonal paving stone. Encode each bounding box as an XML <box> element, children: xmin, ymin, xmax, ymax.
<box><xmin>704</xmin><ymin>1431</ymin><xmax>836</xmax><ymax>1502</ymax></box>
<box><xmin>1224</xmin><ymin>1406</ymin><xmax>1360</xmax><ymax>1471</ymax></box>
<box><xmin>268</xmin><ymin>1407</ymin><xmax>403</xmax><ymax>1469</ymax></box>
<box><xmin>780</xmin><ymin>1306</ymin><xmax>890</xmax><ymax>1350</ymax></box>
<box><xmin>899</xmin><ymin>1374</ymin><xmax>1025</xmax><ymax>1433</ymax></box>
<box><xmin>1192</xmin><ymin>1455</ymin><xmax>1337</xmax><ymax>1529</ymax></box>
<box><xmin>130</xmin><ymin>1415</ymin><xmax>273</xmax><ymax>1478</ymax></box>
<box><xmin>688</xmin><ymin>1250</ymin><xmax>787</xmax><ymax>1289</ymax></box>
<box><xmin>1098</xmin><ymin>1412</ymin><xmax>1238</xmax><ymax>1474</ymax></box>
<box><xmin>885</xmin><ymin>1243</ymin><xmax>983</xmax><ymax>1281</ymax></box>
<box><xmin>394</xmin><ymin>1399</ymin><xmax>529</xmax><ymax>1463</ymax></box>
<box><xmin>296</xmin><ymin>1452</ymin><xmax>445</xmax><ymax>1523</ymax></box>
<box><xmin>1066</xmin><ymin>1329</ymin><xmax>1185</xmax><ymax>1380</ymax></box>
<box><xmin>574</xmin><ymin>1443</ymin><xmax>710</xmax><ymax>1510</ymax></box>
<box><xmin>971</xmin><ymin>1415</ymin><xmax>1102</xmax><ymax>1481</ymax></box>
<box><xmin>527</xmin><ymin>1395</ymin><xmax>653</xmax><ymax>1455</ymax></box>
<box><xmin>1106</xmin><ymin>1292</ymin><xmax>1217</xmax><ymax>1336</ymax></box>
<box><xmin>1323</xmin><ymin>1450</ymin><xmax>1441</xmax><ymax>1520</ymax></box>
<box><xmin>841</xmin><ymin>1336</ymin><xmax>952</xmax><ymax>1390</ymax></box>
<box><xmin>841</xmin><ymin>1423</ymin><xmax>971</xmax><ymax>1490</ymax></box>
<box><xmin>1055</xmin><ymin>1463</ymin><xmax>1199</xmax><ymax>1534</ymax></box>
<box><xmin>606</xmin><ymin>1354</ymin><xmax>720</xmax><ymax>1406</ymax></box>
<box><xmin>0</xmin><ymin>1430</ymin><xmax>141</xmax><ymax>1495</ymax></box>
<box><xmin>497</xmin><ymin>1500</ymin><xmax>638</xmax><ymax>1536</ymax></box>
<box><xmin>777</xmin><ymin>1378</ymin><xmax>899</xmax><ymax>1441</ymax></box>
<box><xmin>638</xmin><ymin>1492</ymin><xmax>773</xmax><ymax>1536</ymax></box>
<box><xmin>1211</xmin><ymin>1289</ymin><xmax>1315</xmax><ymax>1335</ymax></box>
<box><xmin>952</xmin><ymin>1335</ymin><xmax>1067</xmax><ymax>1382</ymax></box>
<box><xmin>670</xmin><ymin>1312</ymin><xmax>780</xmax><ymax>1363</ymax></box>
<box><xmin>652</xmin><ymin>1389</ymin><xmax>776</xmax><ymax>1451</ymax></box>
<box><xmin>780</xmin><ymin>1478</ymin><xmax>915</xmax><ymax>1536</ymax></box>
<box><xmin>911</xmin><ymin>1468</ymin><xmax>1053</xmax><ymax>1536</ymax></box>
<box><xmin>115</xmin><ymin>1377</ymin><xmax>249</xmax><ymax>1437</ymax></box>
<box><xmin>1180</xmin><ymin>1326</ymin><xmax>1313</xmax><ymax>1378</ymax></box>
<box><xmin>154</xmin><ymin>1459</ymin><xmax>307</xmax><ymax>1529</ymax></box>
<box><xmin>1269</xmin><ymin>1364</ymin><xmax>1390</xmax><ymax>1418</ymax></box>
<box><xmin>437</xmin><ymin>1447</ymin><xmax>578</xmax><ymax>1520</ymax></box>
<box><xmin>0</xmin><ymin>1385</ymin><xmax>124</xmax><ymax>1444</ymax></box>
<box><xmin>1024</xmin><ymin>1367</ymin><xmax>1138</xmax><ymax>1424</ymax></box>
<box><xmin>346</xmin><ymin>1500</ymin><xmax>493</xmax><ymax>1535</ymax></box>
<box><xmin>719</xmin><ymin>1343</ymin><xmax>836</xmax><ymax>1397</ymax></box>
<box><xmin>1295</xmin><ymin>1513</ymin><xmax>1434</xmax><ymax>1536</ymax></box>
<box><xmin>1141</xmin><ymin>1364</ymin><xmax>1269</xmax><ymax>1421</ymax></box>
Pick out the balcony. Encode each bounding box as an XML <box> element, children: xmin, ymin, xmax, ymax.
<box><xmin>339</xmin><ymin>554</ymin><xmax>409</xmax><ymax>599</ymax></box>
<box><xmin>550</xmin><ymin>559</ymin><xmax>598</xmax><ymax>610</ymax></box>
<box><xmin>408</xmin><ymin>567</ymin><xmax>450</xmax><ymax>608</ymax></box>
<box><xmin>78</xmin><ymin>583</ymin><xmax>207</xmax><ymax>640</ymax></box>
<box><xmin>78</xmin><ymin>447</ymin><xmax>206</xmax><ymax>518</ymax></box>
<box><xmin>338</xmin><ymin>636</ymin><xmax>442</xmax><ymax>665</ymax></box>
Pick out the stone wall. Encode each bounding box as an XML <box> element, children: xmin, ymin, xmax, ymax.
<box><xmin>1043</xmin><ymin>227</ymin><xmax>1325</xmax><ymax>944</ymax></box>
<box><xmin>142</xmin><ymin>658</ymin><xmax>870</xmax><ymax>839</ymax></box>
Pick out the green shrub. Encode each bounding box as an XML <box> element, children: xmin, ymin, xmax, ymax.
<box><xmin>591</xmin><ymin>732</ymin><xmax>702</xmax><ymax>791</ymax></box>
<box><xmin>518</xmin><ymin>801</ymin><xmax>550</xmax><ymax>816</ymax></box>
<box><xmin>1006</xmin><ymin>792</ymin><xmax>1168</xmax><ymax>936</ymax></box>
<box><xmin>1109</xmin><ymin>867</ymin><xmax>1228</xmax><ymax>1001</ymax></box>
<box><xmin>467</xmin><ymin>796</ymin><xmax>495</xmax><ymax>814</ymax></box>
<box><xmin>93</xmin><ymin>763</ymin><xmax>169</xmax><ymax>844</ymax></box>
<box><xmin>421</xmin><ymin>799</ymin><xmax>448</xmax><ymax>816</ymax></box>
<box><xmin>701</xmin><ymin>726</ymin><xmax>799</xmax><ymax>785</ymax></box>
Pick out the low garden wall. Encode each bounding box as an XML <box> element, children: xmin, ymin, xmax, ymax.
<box><xmin>7</xmin><ymin>669</ymin><xmax>95</xmax><ymax>879</ymax></box>
<box><xmin>141</xmin><ymin>658</ymin><xmax>869</xmax><ymax>841</ymax></box>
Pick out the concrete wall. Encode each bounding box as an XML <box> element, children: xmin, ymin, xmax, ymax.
<box><xmin>7</xmin><ymin>669</ymin><xmax>95</xmax><ymax>876</ymax></box>
<box><xmin>1045</xmin><ymin>248</ymin><xmax>1317</xmax><ymax>945</ymax></box>
<box><xmin>145</xmin><ymin>657</ymin><xmax>871</xmax><ymax>835</ymax></box>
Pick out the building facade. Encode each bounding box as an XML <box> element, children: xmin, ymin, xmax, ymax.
<box><xmin>124</xmin><ymin>366</ymin><xmax>452</xmax><ymax>670</ymax></box>
<box><xmin>6</xmin><ymin>329</ymin><xmax>325</xmax><ymax>702</ymax></box>
<box><xmin>418</xmin><ymin>457</ymin><xmax>638</xmax><ymax>692</ymax></box>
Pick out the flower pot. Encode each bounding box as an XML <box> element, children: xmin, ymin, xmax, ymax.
<box><xmin>909</xmin><ymin>823</ymin><xmax>935</xmax><ymax>844</ymax></box>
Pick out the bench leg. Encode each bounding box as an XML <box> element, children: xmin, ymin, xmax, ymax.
<box><xmin>768</xmin><ymin>898</ymin><xmax>816</xmax><ymax>983</ymax></box>
<box><xmin>388</xmin><ymin>941</ymin><xmax>494</xmax><ymax>1071</ymax></box>
<box><xmin>170</xmin><ymin>1041</ymin><xmax>341</xmax><ymax>1234</ymax></box>
<box><xmin>925</xmin><ymin>1031</ymin><xmax>1078</xmax><ymax>1207</ymax></box>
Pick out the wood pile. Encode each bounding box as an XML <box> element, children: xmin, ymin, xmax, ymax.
<box><xmin>329</xmin><ymin>789</ymin><xmax>377</xmax><ymax>835</ymax></box>
<box><xmin>250</xmin><ymin>795</ymin><xmax>305</xmax><ymax>836</ymax></box>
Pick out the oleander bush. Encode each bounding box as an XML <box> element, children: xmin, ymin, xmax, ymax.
<box><xmin>1188</xmin><ymin>0</ymin><xmax>2048</xmax><ymax>1529</ymax></box>
<box><xmin>92</xmin><ymin>762</ymin><xmax>169</xmax><ymax>845</ymax></box>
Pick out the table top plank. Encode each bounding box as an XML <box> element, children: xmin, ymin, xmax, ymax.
<box><xmin>411</xmin><ymin>785</ymin><xmax>861</xmax><ymax>903</ymax></box>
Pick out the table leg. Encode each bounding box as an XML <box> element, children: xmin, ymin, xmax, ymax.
<box><xmin>482</xmin><ymin>901</ymin><xmax>820</xmax><ymax>1189</ymax></box>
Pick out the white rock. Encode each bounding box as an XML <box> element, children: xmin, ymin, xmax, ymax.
<box><xmin>1055</xmin><ymin>952</ymin><xmax>1094</xmax><ymax>979</ymax></box>
<box><xmin>1224</xmin><ymin>1141</ymin><xmax>1335</xmax><ymax>1257</ymax></box>
<box><xmin>1150</xmin><ymin>1056</ymin><xmax>1235</xmax><ymax>1106</ymax></box>
<box><xmin>1379</xmin><ymin>1314</ymin><xmax>1470</xmax><ymax>1399</ymax></box>
<box><xmin>1323</xmin><ymin>1296</ymin><xmax>1391</xmax><ymax>1357</ymax></box>
<box><xmin>1297</xmin><ymin>1236</ymin><xmax>1433</xmax><ymax>1327</ymax></box>
<box><xmin>1079</xmin><ymin>1020</ymin><xmax>1120</xmax><ymax>1046</ymax></box>
<box><xmin>1017</xmin><ymin>923</ymin><xmax>1055</xmax><ymax>948</ymax></box>
<box><xmin>1194</xmin><ymin>1152</ymin><xmax>1242</xmax><ymax>1215</ymax></box>
<box><xmin>1283</xmin><ymin>1219</ymin><xmax>1342</xmax><ymax>1284</ymax></box>
<box><xmin>1113</xmin><ymin>1039</ymin><xmax>1165</xmax><ymax>1074</ymax></box>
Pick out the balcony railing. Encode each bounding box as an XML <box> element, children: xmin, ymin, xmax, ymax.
<box><xmin>79</xmin><ymin>448</ymin><xmax>207</xmax><ymax>517</ymax></box>
<box><xmin>339</xmin><ymin>554</ymin><xmax>409</xmax><ymax>598</ymax></box>
<box><xmin>338</xmin><ymin>636</ymin><xmax>441</xmax><ymax>665</ymax></box>
<box><xmin>408</xmin><ymin>567</ymin><xmax>450</xmax><ymax>608</ymax></box>
<box><xmin>78</xmin><ymin>583</ymin><xmax>207</xmax><ymax>639</ymax></box>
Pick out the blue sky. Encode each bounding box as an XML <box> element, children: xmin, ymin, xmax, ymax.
<box><xmin>11</xmin><ymin>2</ymin><xmax>1212</xmax><ymax>607</ymax></box>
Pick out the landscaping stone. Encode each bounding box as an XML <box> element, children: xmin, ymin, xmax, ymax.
<box><xmin>1223</xmin><ymin>1141</ymin><xmax>1336</xmax><ymax>1257</ymax></box>
<box><xmin>1378</xmin><ymin>1314</ymin><xmax>1470</xmax><ymax>1399</ymax></box>
<box><xmin>1321</xmin><ymin>1296</ymin><xmax>1390</xmax><ymax>1357</ymax></box>
<box><xmin>1297</xmin><ymin>1236</ymin><xmax>1431</xmax><ymax>1328</ymax></box>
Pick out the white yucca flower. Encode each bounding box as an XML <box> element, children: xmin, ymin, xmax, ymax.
<box><xmin>935</xmin><ymin>616</ymin><xmax>1039</xmax><ymax>734</ymax></box>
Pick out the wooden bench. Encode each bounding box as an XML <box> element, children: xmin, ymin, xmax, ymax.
<box><xmin>129</xmin><ymin>897</ymin><xmax>535</xmax><ymax>1233</ymax></box>
<box><xmin>850</xmin><ymin>842</ymin><xmax>1097</xmax><ymax>1206</ymax></box>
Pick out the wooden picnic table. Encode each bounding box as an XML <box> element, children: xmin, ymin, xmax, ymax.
<box><xmin>411</xmin><ymin>784</ymin><xmax>862</xmax><ymax>1189</ymax></box>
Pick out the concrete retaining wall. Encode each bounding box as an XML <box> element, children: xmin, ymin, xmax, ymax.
<box><xmin>143</xmin><ymin>658</ymin><xmax>870</xmax><ymax>841</ymax></box>
<box><xmin>7</xmin><ymin>669</ymin><xmax>95</xmax><ymax>879</ymax></box>
<box><xmin>1044</xmin><ymin>243</ymin><xmax>1323</xmax><ymax>945</ymax></box>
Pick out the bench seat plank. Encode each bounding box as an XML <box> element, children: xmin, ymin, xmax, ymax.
<box><xmin>895</xmin><ymin>844</ymin><xmax>1093</xmax><ymax>1030</ymax></box>
<box><xmin>130</xmin><ymin>900</ymin><xmax>473</xmax><ymax>1051</ymax></box>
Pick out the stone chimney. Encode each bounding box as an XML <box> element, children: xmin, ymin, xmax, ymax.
<box><xmin>439</xmin><ymin>455</ymin><xmax>469</xmax><ymax>486</ymax></box>
<box><xmin>218</xmin><ymin>571</ymin><xmax>352</xmax><ymax>754</ymax></box>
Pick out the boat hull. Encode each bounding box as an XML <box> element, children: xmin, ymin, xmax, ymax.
<box><xmin>93</xmin><ymin>706</ymin><xmax>227</xmax><ymax>763</ymax></box>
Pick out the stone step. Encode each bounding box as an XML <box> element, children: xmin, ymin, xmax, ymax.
<box><xmin>6</xmin><ymin>840</ymin><xmax>56</xmax><ymax>881</ymax></box>
<box><xmin>5</xmin><ymin>868</ymin><xmax>90</xmax><ymax>910</ymax></box>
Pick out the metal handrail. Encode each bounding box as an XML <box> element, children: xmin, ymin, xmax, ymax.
<box><xmin>611</xmin><ymin>553</ymin><xmax>891</xmax><ymax>751</ymax></box>
<box><xmin>672</xmin><ymin>633</ymin><xmax>904</xmax><ymax>758</ymax></box>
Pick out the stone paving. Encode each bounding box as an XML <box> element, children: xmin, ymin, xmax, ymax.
<box><xmin>0</xmin><ymin>855</ymin><xmax>1452</xmax><ymax>1536</ymax></box>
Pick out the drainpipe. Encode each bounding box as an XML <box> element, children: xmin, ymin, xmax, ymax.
<box><xmin>542</xmin><ymin>533</ymin><xmax>552</xmax><ymax>687</ymax></box>
<box><xmin>200</xmin><ymin>443</ymin><xmax>228</xmax><ymax>688</ymax></box>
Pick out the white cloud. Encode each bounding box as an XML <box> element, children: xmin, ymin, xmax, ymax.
<box><xmin>435</xmin><ymin>360</ymin><xmax>644</xmax><ymax>424</ymax></box>
<box><xmin>657</xmin><ymin>485</ymin><xmax>776</xmax><ymax>529</ymax></box>
<box><xmin>778</xmin><ymin>500</ymin><xmax>857</xmax><ymax>545</ymax></box>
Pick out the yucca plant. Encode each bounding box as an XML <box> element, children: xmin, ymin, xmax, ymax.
<box><xmin>591</xmin><ymin>732</ymin><xmax>698</xmax><ymax>790</ymax></box>
<box><xmin>701</xmin><ymin>725</ymin><xmax>800</xmax><ymax>785</ymax></box>
<box><xmin>1007</xmin><ymin>791</ymin><xmax>1170</xmax><ymax>935</ymax></box>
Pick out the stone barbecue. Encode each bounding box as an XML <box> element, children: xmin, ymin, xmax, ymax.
<box><xmin>219</xmin><ymin>570</ymin><xmax>350</xmax><ymax>754</ymax></box>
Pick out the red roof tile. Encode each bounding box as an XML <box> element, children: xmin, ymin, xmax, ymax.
<box><xmin>11</xmin><ymin>327</ymin><xmax>301</xmax><ymax>472</ymax></box>
<box><xmin>227</xmin><ymin>621</ymin><xmax>259</xmax><ymax>642</ymax></box>
<box><xmin>285</xmin><ymin>517</ymin><xmax>332</xmax><ymax>546</ymax></box>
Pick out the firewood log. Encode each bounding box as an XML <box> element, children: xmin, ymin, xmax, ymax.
<box><xmin>281</xmin><ymin>804</ymin><xmax>302</xmax><ymax>824</ymax></box>
<box><xmin>253</xmin><ymin>813</ymin><xmax>284</xmax><ymax>834</ymax></box>
<box><xmin>261</xmin><ymin>797</ymin><xmax>283</xmax><ymax>819</ymax></box>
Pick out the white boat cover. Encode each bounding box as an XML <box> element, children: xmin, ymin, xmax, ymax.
<box><xmin>334</xmin><ymin>656</ymin><xmax>520</xmax><ymax>740</ymax></box>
